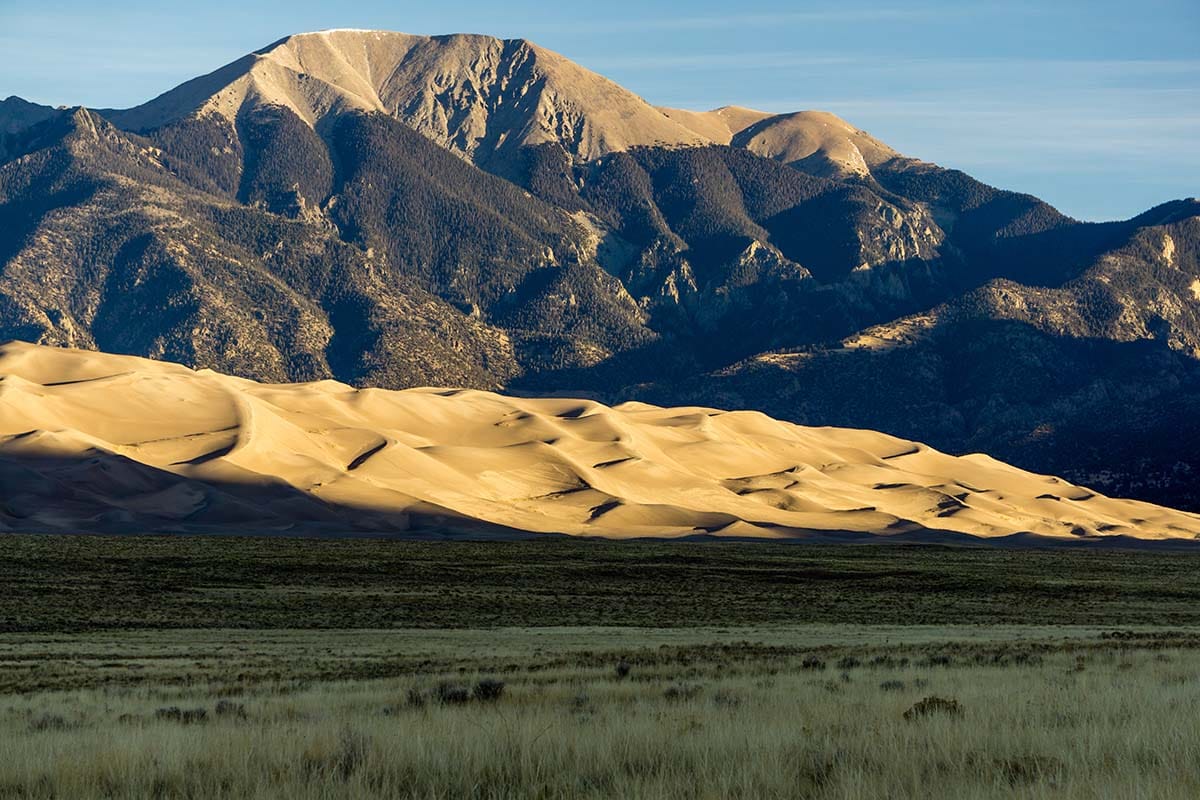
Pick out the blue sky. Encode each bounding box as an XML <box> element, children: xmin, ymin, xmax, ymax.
<box><xmin>2</xmin><ymin>0</ymin><xmax>1196</xmax><ymax>221</ymax></box>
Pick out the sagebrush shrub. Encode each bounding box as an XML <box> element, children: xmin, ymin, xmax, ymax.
<box><xmin>473</xmin><ymin>678</ymin><xmax>505</xmax><ymax>702</ymax></box>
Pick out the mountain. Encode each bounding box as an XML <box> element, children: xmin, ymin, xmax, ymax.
<box><xmin>0</xmin><ymin>107</ymin><xmax>549</xmax><ymax>389</ymax></box>
<box><xmin>1</xmin><ymin>29</ymin><xmax>1198</xmax><ymax>515</ymax></box>
<box><xmin>0</xmin><ymin>97</ymin><xmax>57</xmax><ymax>131</ymax></box>
<box><xmin>662</xmin><ymin>107</ymin><xmax>900</xmax><ymax>178</ymax></box>
<box><xmin>652</xmin><ymin>203</ymin><xmax>1200</xmax><ymax>510</ymax></box>
<box><xmin>3</xmin><ymin>341</ymin><xmax>1197</xmax><ymax>542</ymax></box>
<box><xmin>105</xmin><ymin>30</ymin><xmax>709</xmax><ymax>164</ymax></box>
<box><xmin>102</xmin><ymin>30</ymin><xmax>901</xmax><ymax>178</ymax></box>
<box><xmin>0</xmin><ymin>97</ymin><xmax>60</xmax><ymax>159</ymax></box>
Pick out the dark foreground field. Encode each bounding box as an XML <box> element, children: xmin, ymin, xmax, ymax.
<box><xmin>7</xmin><ymin>534</ymin><xmax>1200</xmax><ymax>631</ymax></box>
<box><xmin>4</xmin><ymin>535</ymin><xmax>1200</xmax><ymax>798</ymax></box>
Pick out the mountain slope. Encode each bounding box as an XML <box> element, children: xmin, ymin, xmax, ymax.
<box><xmin>663</xmin><ymin>106</ymin><xmax>900</xmax><ymax>178</ymax></box>
<box><xmin>0</xmin><ymin>107</ymin><xmax>531</xmax><ymax>388</ymax></box>
<box><xmin>3</xmin><ymin>340</ymin><xmax>1196</xmax><ymax>541</ymax></box>
<box><xmin>0</xmin><ymin>96</ymin><xmax>58</xmax><ymax>135</ymax></box>
<box><xmin>646</xmin><ymin>206</ymin><xmax>1200</xmax><ymax>508</ymax></box>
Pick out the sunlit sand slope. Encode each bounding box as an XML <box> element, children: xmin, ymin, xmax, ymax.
<box><xmin>1</xmin><ymin>341</ymin><xmax>1196</xmax><ymax>541</ymax></box>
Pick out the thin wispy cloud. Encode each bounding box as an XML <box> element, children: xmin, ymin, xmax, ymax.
<box><xmin>523</xmin><ymin>4</ymin><xmax>1035</xmax><ymax>34</ymax></box>
<box><xmin>585</xmin><ymin>52</ymin><xmax>1200</xmax><ymax>75</ymax></box>
<box><xmin>530</xmin><ymin>10</ymin><xmax>915</xmax><ymax>32</ymax></box>
<box><xmin>579</xmin><ymin>53</ymin><xmax>859</xmax><ymax>70</ymax></box>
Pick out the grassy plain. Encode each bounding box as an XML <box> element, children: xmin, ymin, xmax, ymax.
<box><xmin>6</xmin><ymin>534</ymin><xmax>1200</xmax><ymax>631</ymax></box>
<box><xmin>3</xmin><ymin>535</ymin><xmax>1200</xmax><ymax>798</ymax></box>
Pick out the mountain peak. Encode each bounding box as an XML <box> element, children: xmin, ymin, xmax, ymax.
<box><xmin>107</xmin><ymin>29</ymin><xmax>707</xmax><ymax>163</ymax></box>
<box><xmin>730</xmin><ymin>110</ymin><xmax>900</xmax><ymax>177</ymax></box>
<box><xmin>96</xmin><ymin>28</ymin><xmax>907</xmax><ymax>181</ymax></box>
<box><xmin>659</xmin><ymin>105</ymin><xmax>902</xmax><ymax>177</ymax></box>
<box><xmin>0</xmin><ymin>95</ymin><xmax>59</xmax><ymax>134</ymax></box>
<box><xmin>294</xmin><ymin>28</ymin><xmax>393</xmax><ymax>35</ymax></box>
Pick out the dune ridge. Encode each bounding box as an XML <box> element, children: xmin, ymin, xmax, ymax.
<box><xmin>1</xmin><ymin>341</ymin><xmax>1196</xmax><ymax>541</ymax></box>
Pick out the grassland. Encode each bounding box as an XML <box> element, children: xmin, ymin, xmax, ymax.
<box><xmin>7</xmin><ymin>534</ymin><xmax>1200</xmax><ymax>631</ymax></box>
<box><xmin>4</xmin><ymin>534</ymin><xmax>1200</xmax><ymax>798</ymax></box>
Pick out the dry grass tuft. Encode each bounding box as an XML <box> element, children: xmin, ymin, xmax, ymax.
<box><xmin>903</xmin><ymin>696</ymin><xmax>963</xmax><ymax>721</ymax></box>
<box><xmin>214</xmin><ymin>700</ymin><xmax>247</xmax><ymax>719</ymax></box>
<box><xmin>434</xmin><ymin>683</ymin><xmax>472</xmax><ymax>705</ymax></box>
<box><xmin>663</xmin><ymin>683</ymin><xmax>703</xmax><ymax>702</ymax></box>
<box><xmin>154</xmin><ymin>707</ymin><xmax>208</xmax><ymax>724</ymax></box>
<box><xmin>26</xmin><ymin>713</ymin><xmax>69</xmax><ymax>733</ymax></box>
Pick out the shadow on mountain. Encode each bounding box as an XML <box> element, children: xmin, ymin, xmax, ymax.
<box><xmin>642</xmin><ymin>318</ymin><xmax>1200</xmax><ymax>513</ymax></box>
<box><xmin>963</xmin><ymin>201</ymin><xmax>1198</xmax><ymax>289</ymax></box>
<box><xmin>513</xmin><ymin>256</ymin><xmax>958</xmax><ymax>394</ymax></box>
<box><xmin>0</xmin><ymin>113</ymin><xmax>101</xmax><ymax>268</ymax></box>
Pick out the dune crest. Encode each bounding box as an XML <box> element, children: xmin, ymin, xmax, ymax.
<box><xmin>1</xmin><ymin>341</ymin><xmax>1196</xmax><ymax>541</ymax></box>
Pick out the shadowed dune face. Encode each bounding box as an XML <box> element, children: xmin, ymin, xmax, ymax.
<box><xmin>1</xmin><ymin>340</ymin><xmax>1198</xmax><ymax>541</ymax></box>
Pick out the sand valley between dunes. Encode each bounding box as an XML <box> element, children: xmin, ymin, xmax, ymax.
<box><xmin>1</xmin><ymin>341</ymin><xmax>1197</xmax><ymax>542</ymax></box>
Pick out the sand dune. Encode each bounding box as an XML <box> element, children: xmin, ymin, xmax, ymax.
<box><xmin>1</xmin><ymin>341</ymin><xmax>1196</xmax><ymax>542</ymax></box>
